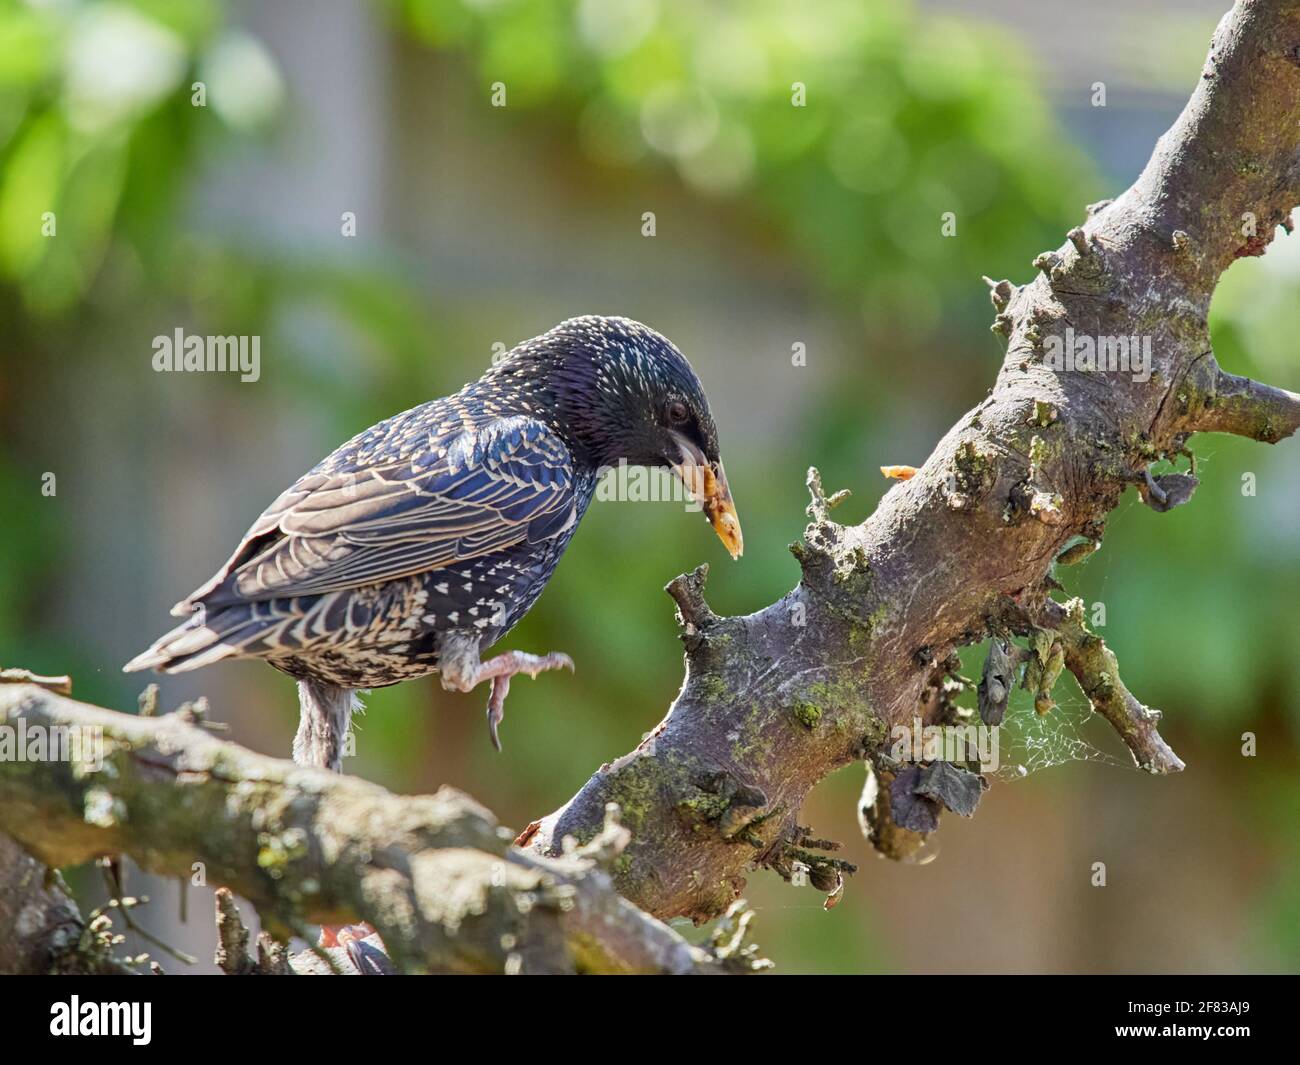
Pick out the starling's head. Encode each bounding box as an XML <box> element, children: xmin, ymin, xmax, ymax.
<box><xmin>493</xmin><ymin>315</ymin><xmax>742</xmax><ymax>558</ymax></box>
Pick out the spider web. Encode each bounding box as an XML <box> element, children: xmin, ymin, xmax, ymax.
<box><xmin>988</xmin><ymin>681</ymin><xmax>1128</xmax><ymax>780</ymax></box>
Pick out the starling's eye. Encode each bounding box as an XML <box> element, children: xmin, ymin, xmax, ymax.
<box><xmin>666</xmin><ymin>400</ymin><xmax>689</xmax><ymax>425</ymax></box>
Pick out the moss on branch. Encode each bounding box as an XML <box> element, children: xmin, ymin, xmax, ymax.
<box><xmin>0</xmin><ymin>685</ymin><xmax>739</xmax><ymax>974</ymax></box>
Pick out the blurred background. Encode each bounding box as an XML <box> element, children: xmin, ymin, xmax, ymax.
<box><xmin>1</xmin><ymin>0</ymin><xmax>1296</xmax><ymax>974</ymax></box>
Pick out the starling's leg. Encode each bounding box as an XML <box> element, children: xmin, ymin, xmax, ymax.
<box><xmin>293</xmin><ymin>678</ymin><xmax>357</xmax><ymax>772</ymax></box>
<box><xmin>292</xmin><ymin>680</ymin><xmax>390</xmax><ymax>971</ymax></box>
<box><xmin>438</xmin><ymin>638</ymin><xmax>574</xmax><ymax>751</ymax></box>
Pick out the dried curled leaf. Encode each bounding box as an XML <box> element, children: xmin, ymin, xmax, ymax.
<box><xmin>1142</xmin><ymin>472</ymin><xmax>1199</xmax><ymax>512</ymax></box>
<box><xmin>977</xmin><ymin>639</ymin><xmax>1017</xmax><ymax>726</ymax></box>
<box><xmin>888</xmin><ymin>766</ymin><xmax>941</xmax><ymax>833</ymax></box>
<box><xmin>915</xmin><ymin>761</ymin><xmax>986</xmax><ymax>818</ymax></box>
<box><xmin>1055</xmin><ymin>538</ymin><xmax>1099</xmax><ymax>566</ymax></box>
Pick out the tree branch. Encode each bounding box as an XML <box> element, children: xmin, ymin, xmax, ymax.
<box><xmin>1182</xmin><ymin>356</ymin><xmax>1300</xmax><ymax>442</ymax></box>
<box><xmin>1038</xmin><ymin>598</ymin><xmax>1184</xmax><ymax>774</ymax></box>
<box><xmin>522</xmin><ymin>0</ymin><xmax>1300</xmax><ymax>923</ymax></box>
<box><xmin>0</xmin><ymin>684</ymin><xmax>762</xmax><ymax>974</ymax></box>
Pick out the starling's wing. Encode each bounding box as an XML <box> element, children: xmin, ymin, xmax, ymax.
<box><xmin>174</xmin><ymin>414</ymin><xmax>576</xmax><ymax>612</ymax></box>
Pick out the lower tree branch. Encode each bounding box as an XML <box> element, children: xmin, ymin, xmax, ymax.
<box><xmin>0</xmin><ymin>684</ymin><xmax>760</xmax><ymax>974</ymax></box>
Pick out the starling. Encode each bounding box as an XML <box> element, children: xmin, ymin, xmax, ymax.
<box><xmin>125</xmin><ymin>315</ymin><xmax>742</xmax><ymax>767</ymax></box>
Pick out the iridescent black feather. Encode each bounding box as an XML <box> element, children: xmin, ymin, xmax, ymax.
<box><xmin>125</xmin><ymin>316</ymin><xmax>725</xmax><ymax>694</ymax></box>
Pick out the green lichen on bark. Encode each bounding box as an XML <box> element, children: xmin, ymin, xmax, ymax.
<box><xmin>792</xmin><ymin>702</ymin><xmax>822</xmax><ymax>730</ymax></box>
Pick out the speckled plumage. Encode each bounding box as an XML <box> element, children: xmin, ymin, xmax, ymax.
<box><xmin>126</xmin><ymin>316</ymin><xmax>737</xmax><ymax>744</ymax></box>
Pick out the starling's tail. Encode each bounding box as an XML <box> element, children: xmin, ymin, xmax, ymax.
<box><xmin>123</xmin><ymin>608</ymin><xmax>260</xmax><ymax>674</ymax></box>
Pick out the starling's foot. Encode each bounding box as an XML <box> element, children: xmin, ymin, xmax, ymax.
<box><xmin>318</xmin><ymin>922</ymin><xmax>394</xmax><ymax>975</ymax></box>
<box><xmin>483</xmin><ymin>650</ymin><xmax>574</xmax><ymax>750</ymax></box>
<box><xmin>439</xmin><ymin>643</ymin><xmax>574</xmax><ymax>751</ymax></box>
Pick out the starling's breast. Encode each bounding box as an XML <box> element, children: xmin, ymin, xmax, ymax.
<box><xmin>453</xmin><ymin>464</ymin><xmax>599</xmax><ymax>645</ymax></box>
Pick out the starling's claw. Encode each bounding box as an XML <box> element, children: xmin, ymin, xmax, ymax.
<box><xmin>487</xmin><ymin>675</ymin><xmax>510</xmax><ymax>752</ymax></box>
<box><xmin>485</xmin><ymin>652</ymin><xmax>575</xmax><ymax>750</ymax></box>
<box><xmin>528</xmin><ymin>651</ymin><xmax>574</xmax><ymax>677</ymax></box>
<box><xmin>441</xmin><ymin>647</ymin><xmax>575</xmax><ymax>751</ymax></box>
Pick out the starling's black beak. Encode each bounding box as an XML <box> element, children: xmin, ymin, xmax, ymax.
<box><xmin>670</xmin><ymin>435</ymin><xmax>743</xmax><ymax>560</ymax></box>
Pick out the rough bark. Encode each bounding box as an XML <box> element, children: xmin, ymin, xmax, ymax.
<box><xmin>0</xmin><ymin>835</ymin><xmax>136</xmax><ymax>974</ymax></box>
<box><xmin>0</xmin><ymin>684</ymin><xmax>765</xmax><ymax>974</ymax></box>
<box><xmin>524</xmin><ymin>0</ymin><xmax>1300</xmax><ymax>922</ymax></box>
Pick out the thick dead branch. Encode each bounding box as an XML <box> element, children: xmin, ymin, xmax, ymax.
<box><xmin>0</xmin><ymin>685</ymin><xmax>744</xmax><ymax>974</ymax></box>
<box><xmin>521</xmin><ymin>0</ymin><xmax>1300</xmax><ymax>924</ymax></box>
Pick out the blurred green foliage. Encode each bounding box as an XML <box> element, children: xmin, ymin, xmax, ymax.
<box><xmin>387</xmin><ymin>0</ymin><xmax>1095</xmax><ymax>332</ymax></box>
